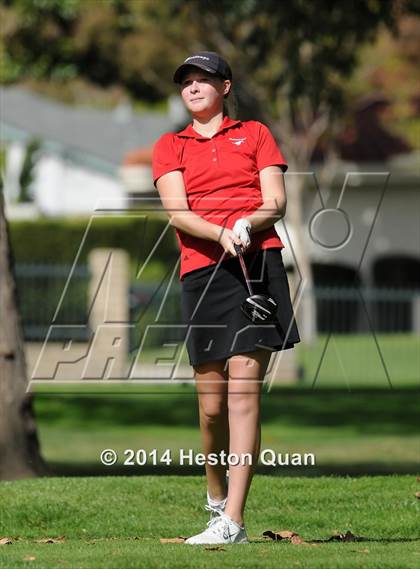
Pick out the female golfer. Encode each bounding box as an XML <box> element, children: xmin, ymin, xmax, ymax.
<box><xmin>152</xmin><ymin>51</ymin><xmax>300</xmax><ymax>545</ymax></box>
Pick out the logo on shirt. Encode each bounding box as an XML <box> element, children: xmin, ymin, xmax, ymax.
<box><xmin>229</xmin><ymin>137</ymin><xmax>247</xmax><ymax>146</ymax></box>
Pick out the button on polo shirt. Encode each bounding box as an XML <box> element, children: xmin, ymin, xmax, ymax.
<box><xmin>152</xmin><ymin>116</ymin><xmax>288</xmax><ymax>280</ymax></box>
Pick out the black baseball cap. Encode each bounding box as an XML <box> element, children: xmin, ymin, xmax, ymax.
<box><xmin>173</xmin><ymin>51</ymin><xmax>232</xmax><ymax>84</ymax></box>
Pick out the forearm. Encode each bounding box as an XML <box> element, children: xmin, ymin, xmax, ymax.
<box><xmin>169</xmin><ymin>210</ymin><xmax>220</xmax><ymax>242</ymax></box>
<box><xmin>245</xmin><ymin>198</ymin><xmax>286</xmax><ymax>234</ymax></box>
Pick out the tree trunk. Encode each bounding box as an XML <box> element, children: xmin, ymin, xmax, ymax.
<box><xmin>0</xmin><ymin>189</ymin><xmax>49</xmax><ymax>480</ymax></box>
<box><xmin>282</xmin><ymin>170</ymin><xmax>317</xmax><ymax>345</ymax></box>
<box><xmin>269</xmin><ymin>109</ymin><xmax>333</xmax><ymax>346</ymax></box>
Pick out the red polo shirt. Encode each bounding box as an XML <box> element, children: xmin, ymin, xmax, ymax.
<box><xmin>152</xmin><ymin>116</ymin><xmax>288</xmax><ymax>280</ymax></box>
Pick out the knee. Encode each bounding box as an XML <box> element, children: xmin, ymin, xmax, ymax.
<box><xmin>199</xmin><ymin>398</ymin><xmax>227</xmax><ymax>423</ymax></box>
<box><xmin>228</xmin><ymin>393</ymin><xmax>259</xmax><ymax>417</ymax></box>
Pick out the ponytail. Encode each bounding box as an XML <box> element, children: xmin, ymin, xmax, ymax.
<box><xmin>222</xmin><ymin>86</ymin><xmax>238</xmax><ymax>119</ymax></box>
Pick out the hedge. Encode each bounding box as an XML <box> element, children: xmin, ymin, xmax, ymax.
<box><xmin>9</xmin><ymin>215</ymin><xmax>177</xmax><ymax>265</ymax></box>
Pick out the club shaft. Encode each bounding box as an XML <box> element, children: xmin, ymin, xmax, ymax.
<box><xmin>234</xmin><ymin>244</ymin><xmax>254</xmax><ymax>296</ymax></box>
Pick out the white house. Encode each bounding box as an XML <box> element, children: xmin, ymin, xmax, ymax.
<box><xmin>0</xmin><ymin>85</ymin><xmax>185</xmax><ymax>217</ymax></box>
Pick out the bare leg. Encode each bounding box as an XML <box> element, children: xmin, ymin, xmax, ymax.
<box><xmin>224</xmin><ymin>349</ymin><xmax>272</xmax><ymax>526</ymax></box>
<box><xmin>194</xmin><ymin>359</ymin><xmax>229</xmax><ymax>501</ymax></box>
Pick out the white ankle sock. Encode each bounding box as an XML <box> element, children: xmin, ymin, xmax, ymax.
<box><xmin>207</xmin><ymin>492</ymin><xmax>227</xmax><ymax>505</ymax></box>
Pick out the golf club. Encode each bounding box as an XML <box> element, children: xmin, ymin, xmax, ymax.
<box><xmin>233</xmin><ymin>243</ymin><xmax>279</xmax><ymax>323</ymax></box>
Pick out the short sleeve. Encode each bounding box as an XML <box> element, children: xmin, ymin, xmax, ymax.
<box><xmin>152</xmin><ymin>133</ymin><xmax>185</xmax><ymax>187</ymax></box>
<box><xmin>255</xmin><ymin>122</ymin><xmax>288</xmax><ymax>173</ymax></box>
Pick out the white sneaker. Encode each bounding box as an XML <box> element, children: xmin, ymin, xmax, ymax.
<box><xmin>185</xmin><ymin>512</ymin><xmax>248</xmax><ymax>545</ymax></box>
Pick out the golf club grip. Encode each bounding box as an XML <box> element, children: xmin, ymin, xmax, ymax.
<box><xmin>233</xmin><ymin>243</ymin><xmax>254</xmax><ymax>296</ymax></box>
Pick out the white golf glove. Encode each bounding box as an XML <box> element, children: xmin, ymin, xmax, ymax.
<box><xmin>233</xmin><ymin>218</ymin><xmax>252</xmax><ymax>249</ymax></box>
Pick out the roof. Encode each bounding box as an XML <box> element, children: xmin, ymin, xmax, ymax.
<box><xmin>0</xmin><ymin>85</ymin><xmax>173</xmax><ymax>174</ymax></box>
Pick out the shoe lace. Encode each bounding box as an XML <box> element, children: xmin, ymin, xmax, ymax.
<box><xmin>204</xmin><ymin>514</ymin><xmax>227</xmax><ymax>535</ymax></box>
<box><xmin>204</xmin><ymin>504</ymin><xmax>223</xmax><ymax>527</ymax></box>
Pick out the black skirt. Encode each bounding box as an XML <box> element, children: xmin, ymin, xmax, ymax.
<box><xmin>181</xmin><ymin>247</ymin><xmax>301</xmax><ymax>366</ymax></box>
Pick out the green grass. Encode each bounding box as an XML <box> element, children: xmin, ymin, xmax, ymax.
<box><xmin>31</xmin><ymin>386</ymin><xmax>419</xmax><ymax>476</ymax></box>
<box><xmin>299</xmin><ymin>333</ymin><xmax>420</xmax><ymax>387</ymax></box>
<box><xmin>0</xmin><ymin>476</ymin><xmax>419</xmax><ymax>568</ymax></box>
<box><xmin>2</xmin><ymin>386</ymin><xmax>418</xmax><ymax>566</ymax></box>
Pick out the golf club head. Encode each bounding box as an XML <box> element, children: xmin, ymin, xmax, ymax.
<box><xmin>241</xmin><ymin>294</ymin><xmax>278</xmax><ymax>323</ymax></box>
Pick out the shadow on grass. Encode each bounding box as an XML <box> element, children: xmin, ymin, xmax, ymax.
<box><xmin>44</xmin><ymin>461</ymin><xmax>420</xmax><ymax>478</ymax></box>
<box><xmin>34</xmin><ymin>387</ymin><xmax>420</xmax><ymax>434</ymax></box>
<box><xmin>307</xmin><ymin>537</ymin><xmax>420</xmax><ymax>544</ymax></box>
<box><xmin>258</xmin><ymin>537</ymin><xmax>420</xmax><ymax>545</ymax></box>
<box><xmin>33</xmin><ymin>386</ymin><xmax>420</xmax><ymax>477</ymax></box>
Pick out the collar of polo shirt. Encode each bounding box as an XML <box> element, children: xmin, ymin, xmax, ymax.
<box><xmin>176</xmin><ymin>116</ymin><xmax>241</xmax><ymax>139</ymax></box>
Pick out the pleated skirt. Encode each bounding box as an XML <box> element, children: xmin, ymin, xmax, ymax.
<box><xmin>181</xmin><ymin>247</ymin><xmax>301</xmax><ymax>366</ymax></box>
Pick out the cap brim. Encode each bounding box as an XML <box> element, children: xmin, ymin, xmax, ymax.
<box><xmin>173</xmin><ymin>63</ymin><xmax>216</xmax><ymax>84</ymax></box>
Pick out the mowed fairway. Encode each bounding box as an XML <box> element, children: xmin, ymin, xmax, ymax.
<box><xmin>1</xmin><ymin>384</ymin><xmax>418</xmax><ymax>567</ymax></box>
<box><xmin>0</xmin><ymin>476</ymin><xmax>419</xmax><ymax>568</ymax></box>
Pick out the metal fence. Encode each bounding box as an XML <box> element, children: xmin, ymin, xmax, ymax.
<box><xmin>128</xmin><ymin>281</ymin><xmax>183</xmax><ymax>352</ymax></box>
<box><xmin>15</xmin><ymin>263</ymin><xmax>91</xmax><ymax>341</ymax></box>
<box><xmin>314</xmin><ymin>286</ymin><xmax>420</xmax><ymax>334</ymax></box>
<box><xmin>14</xmin><ymin>264</ymin><xmax>420</xmax><ymax>343</ymax></box>
<box><xmin>129</xmin><ymin>285</ymin><xmax>420</xmax><ymax>335</ymax></box>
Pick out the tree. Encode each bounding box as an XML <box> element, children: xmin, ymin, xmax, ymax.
<box><xmin>0</xmin><ymin>186</ymin><xmax>48</xmax><ymax>479</ymax></box>
<box><xmin>17</xmin><ymin>138</ymin><xmax>41</xmax><ymax>203</ymax></box>
<box><xmin>0</xmin><ymin>0</ymin><xmax>188</xmax><ymax>101</ymax></box>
